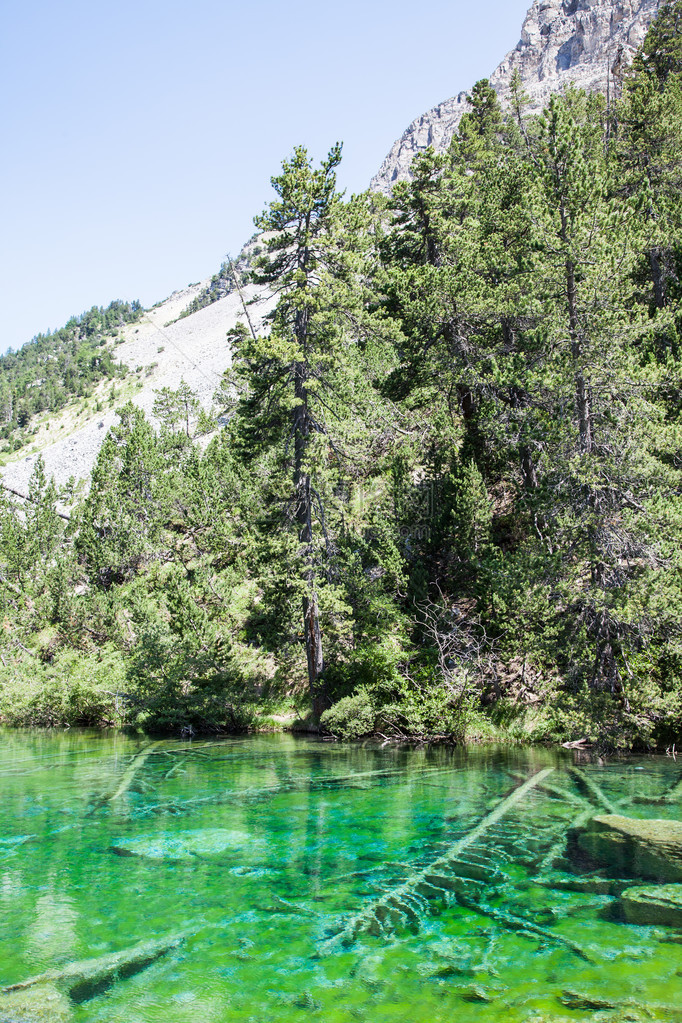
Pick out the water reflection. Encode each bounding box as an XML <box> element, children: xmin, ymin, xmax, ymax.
<box><xmin>0</xmin><ymin>731</ymin><xmax>680</xmax><ymax>1021</ymax></box>
<box><xmin>26</xmin><ymin>883</ymin><xmax>79</xmax><ymax>968</ymax></box>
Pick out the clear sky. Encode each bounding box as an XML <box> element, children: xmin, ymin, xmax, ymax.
<box><xmin>1</xmin><ymin>0</ymin><xmax>531</xmax><ymax>352</ymax></box>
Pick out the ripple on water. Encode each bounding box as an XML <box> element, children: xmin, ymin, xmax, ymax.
<box><xmin>0</xmin><ymin>732</ymin><xmax>680</xmax><ymax>1022</ymax></box>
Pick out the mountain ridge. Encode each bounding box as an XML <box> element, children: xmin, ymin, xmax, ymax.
<box><xmin>371</xmin><ymin>0</ymin><xmax>661</xmax><ymax>192</ymax></box>
<box><xmin>0</xmin><ymin>281</ymin><xmax>273</xmax><ymax>497</ymax></box>
<box><xmin>1</xmin><ymin>0</ymin><xmax>664</xmax><ymax>496</ymax></box>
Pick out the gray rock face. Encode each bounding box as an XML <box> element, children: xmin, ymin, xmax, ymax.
<box><xmin>371</xmin><ymin>0</ymin><xmax>661</xmax><ymax>192</ymax></box>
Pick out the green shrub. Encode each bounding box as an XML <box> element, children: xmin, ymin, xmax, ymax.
<box><xmin>376</xmin><ymin>678</ymin><xmax>472</xmax><ymax>744</ymax></box>
<box><xmin>320</xmin><ymin>690</ymin><xmax>376</xmax><ymax>740</ymax></box>
<box><xmin>0</xmin><ymin>647</ymin><xmax>126</xmax><ymax>728</ymax></box>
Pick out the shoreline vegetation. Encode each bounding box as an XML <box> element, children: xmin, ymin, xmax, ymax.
<box><xmin>2</xmin><ymin>4</ymin><xmax>682</xmax><ymax>755</ymax></box>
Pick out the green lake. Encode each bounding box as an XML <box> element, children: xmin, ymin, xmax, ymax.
<box><xmin>0</xmin><ymin>731</ymin><xmax>680</xmax><ymax>1022</ymax></box>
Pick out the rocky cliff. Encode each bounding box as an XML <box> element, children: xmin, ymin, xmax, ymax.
<box><xmin>371</xmin><ymin>0</ymin><xmax>661</xmax><ymax>192</ymax></box>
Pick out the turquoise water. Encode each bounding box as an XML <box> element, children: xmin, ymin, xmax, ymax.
<box><xmin>0</xmin><ymin>731</ymin><xmax>680</xmax><ymax>1021</ymax></box>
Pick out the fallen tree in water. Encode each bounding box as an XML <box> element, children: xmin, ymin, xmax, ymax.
<box><xmin>0</xmin><ymin>932</ymin><xmax>184</xmax><ymax>1019</ymax></box>
<box><xmin>318</xmin><ymin>769</ymin><xmax>562</xmax><ymax>954</ymax></box>
<box><xmin>116</xmin><ymin>764</ymin><xmax>456</xmax><ymax>820</ymax></box>
<box><xmin>87</xmin><ymin>740</ymin><xmax>165</xmax><ymax>814</ymax></box>
<box><xmin>567</xmin><ymin>767</ymin><xmax>618</xmax><ymax>814</ymax></box>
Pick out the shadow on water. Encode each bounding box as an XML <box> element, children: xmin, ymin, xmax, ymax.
<box><xmin>0</xmin><ymin>730</ymin><xmax>681</xmax><ymax>1021</ymax></box>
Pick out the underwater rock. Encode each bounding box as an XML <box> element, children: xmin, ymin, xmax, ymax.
<box><xmin>621</xmin><ymin>884</ymin><xmax>682</xmax><ymax>928</ymax></box>
<box><xmin>560</xmin><ymin>988</ymin><xmax>682</xmax><ymax>1020</ymax></box>
<box><xmin>111</xmin><ymin>828</ymin><xmax>258</xmax><ymax>861</ymax></box>
<box><xmin>422</xmin><ymin>963</ymin><xmax>479</xmax><ymax>979</ymax></box>
<box><xmin>458</xmin><ymin>984</ymin><xmax>495</xmax><ymax>1003</ymax></box>
<box><xmin>568</xmin><ymin>815</ymin><xmax>682</xmax><ymax>883</ymax></box>
<box><xmin>560</xmin><ymin>990</ymin><xmax>619</xmax><ymax>1010</ymax></box>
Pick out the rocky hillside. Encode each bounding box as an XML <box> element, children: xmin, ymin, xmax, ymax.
<box><xmin>0</xmin><ymin>280</ymin><xmax>273</xmax><ymax>497</ymax></box>
<box><xmin>1</xmin><ymin>0</ymin><xmax>662</xmax><ymax>497</ymax></box>
<box><xmin>371</xmin><ymin>0</ymin><xmax>660</xmax><ymax>192</ymax></box>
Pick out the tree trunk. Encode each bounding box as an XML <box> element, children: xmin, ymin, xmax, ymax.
<box><xmin>562</xmin><ymin>229</ymin><xmax>618</xmax><ymax>690</ymax></box>
<box><xmin>293</xmin><ymin>330</ymin><xmax>326</xmax><ymax>724</ymax></box>
<box><xmin>443</xmin><ymin>320</ymin><xmax>480</xmax><ymax>457</ymax></box>
<box><xmin>508</xmin><ymin>374</ymin><xmax>538</xmax><ymax>492</ymax></box>
<box><xmin>649</xmin><ymin>245</ymin><xmax>667</xmax><ymax>310</ymax></box>
<box><xmin>304</xmin><ymin>587</ymin><xmax>326</xmax><ymax>722</ymax></box>
<box><xmin>296</xmin><ymin>465</ymin><xmax>326</xmax><ymax>723</ymax></box>
<box><xmin>565</xmin><ymin>257</ymin><xmax>594</xmax><ymax>455</ymax></box>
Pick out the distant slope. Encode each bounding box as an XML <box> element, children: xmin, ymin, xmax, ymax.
<box><xmin>371</xmin><ymin>0</ymin><xmax>659</xmax><ymax>192</ymax></box>
<box><xmin>0</xmin><ymin>279</ymin><xmax>273</xmax><ymax>495</ymax></box>
<box><xmin>0</xmin><ymin>300</ymin><xmax>142</xmax><ymax>438</ymax></box>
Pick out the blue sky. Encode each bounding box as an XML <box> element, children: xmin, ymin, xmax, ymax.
<box><xmin>1</xmin><ymin>0</ymin><xmax>531</xmax><ymax>352</ymax></box>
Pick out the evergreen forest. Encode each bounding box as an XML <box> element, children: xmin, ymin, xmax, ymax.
<box><xmin>2</xmin><ymin>2</ymin><xmax>682</xmax><ymax>752</ymax></box>
<box><xmin>0</xmin><ymin>300</ymin><xmax>141</xmax><ymax>452</ymax></box>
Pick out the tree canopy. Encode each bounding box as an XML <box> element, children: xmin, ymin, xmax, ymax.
<box><xmin>1</xmin><ymin>4</ymin><xmax>682</xmax><ymax>750</ymax></box>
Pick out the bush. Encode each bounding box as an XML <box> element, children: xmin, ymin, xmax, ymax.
<box><xmin>320</xmin><ymin>690</ymin><xmax>376</xmax><ymax>740</ymax></box>
<box><xmin>320</xmin><ymin>671</ymin><xmax>477</xmax><ymax>744</ymax></box>
<box><xmin>0</xmin><ymin>647</ymin><xmax>127</xmax><ymax>728</ymax></box>
<box><xmin>376</xmin><ymin>678</ymin><xmax>472</xmax><ymax>744</ymax></box>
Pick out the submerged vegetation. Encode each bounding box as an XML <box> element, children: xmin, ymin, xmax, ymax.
<box><xmin>1</xmin><ymin>734</ymin><xmax>682</xmax><ymax>1022</ymax></box>
<box><xmin>2</xmin><ymin>3</ymin><xmax>682</xmax><ymax>750</ymax></box>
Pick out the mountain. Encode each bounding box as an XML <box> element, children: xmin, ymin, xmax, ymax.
<box><xmin>371</xmin><ymin>0</ymin><xmax>661</xmax><ymax>193</ymax></box>
<box><xmin>0</xmin><ymin>277</ymin><xmax>273</xmax><ymax>498</ymax></box>
<box><xmin>0</xmin><ymin>0</ymin><xmax>663</xmax><ymax>498</ymax></box>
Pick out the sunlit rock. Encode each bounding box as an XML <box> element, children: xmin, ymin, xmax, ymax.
<box><xmin>621</xmin><ymin>884</ymin><xmax>682</xmax><ymax>928</ymax></box>
<box><xmin>111</xmin><ymin>828</ymin><xmax>261</xmax><ymax>862</ymax></box>
<box><xmin>569</xmin><ymin>815</ymin><xmax>682</xmax><ymax>882</ymax></box>
<box><xmin>372</xmin><ymin>0</ymin><xmax>659</xmax><ymax>193</ymax></box>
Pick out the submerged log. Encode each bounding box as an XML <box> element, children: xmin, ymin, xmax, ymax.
<box><xmin>635</xmin><ymin>771</ymin><xmax>682</xmax><ymax>806</ymax></box>
<box><xmin>510</xmin><ymin>772</ymin><xmax>586</xmax><ymax>808</ymax></box>
<box><xmin>318</xmin><ymin>768</ymin><xmax>555</xmax><ymax>954</ymax></box>
<box><xmin>108</xmin><ymin>741</ymin><xmax>165</xmax><ymax>804</ymax></box>
<box><xmin>536</xmin><ymin>805</ymin><xmax>594</xmax><ymax>876</ymax></box>
<box><xmin>454</xmin><ymin>892</ymin><xmax>592</xmax><ymax>962</ymax></box>
<box><xmin>567</xmin><ymin>767</ymin><xmax>618</xmax><ymax>814</ymax></box>
<box><xmin>0</xmin><ymin>981</ymin><xmax>73</xmax><ymax>1022</ymax></box>
<box><xmin>660</xmin><ymin>772</ymin><xmax>682</xmax><ymax>803</ymax></box>
<box><xmin>129</xmin><ymin>764</ymin><xmax>456</xmax><ymax>820</ymax></box>
<box><xmin>537</xmin><ymin>875</ymin><xmax>642</xmax><ymax>896</ymax></box>
<box><xmin>87</xmin><ymin>741</ymin><xmax>165</xmax><ymax>815</ymax></box>
<box><xmin>1</xmin><ymin>933</ymin><xmax>184</xmax><ymax>1004</ymax></box>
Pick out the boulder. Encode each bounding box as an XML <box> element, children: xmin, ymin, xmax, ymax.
<box><xmin>568</xmin><ymin>815</ymin><xmax>682</xmax><ymax>883</ymax></box>
<box><xmin>111</xmin><ymin>828</ymin><xmax>259</xmax><ymax>862</ymax></box>
<box><xmin>621</xmin><ymin>884</ymin><xmax>682</xmax><ymax>928</ymax></box>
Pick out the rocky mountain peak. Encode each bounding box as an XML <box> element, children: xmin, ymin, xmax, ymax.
<box><xmin>371</xmin><ymin>0</ymin><xmax>661</xmax><ymax>193</ymax></box>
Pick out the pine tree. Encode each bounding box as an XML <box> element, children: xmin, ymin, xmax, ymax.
<box><xmin>618</xmin><ymin>0</ymin><xmax>682</xmax><ymax>318</ymax></box>
<box><xmin>238</xmin><ymin>144</ymin><xmax>347</xmax><ymax>721</ymax></box>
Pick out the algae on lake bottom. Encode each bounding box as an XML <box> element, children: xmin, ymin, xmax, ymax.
<box><xmin>0</xmin><ymin>731</ymin><xmax>680</xmax><ymax>1022</ymax></box>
